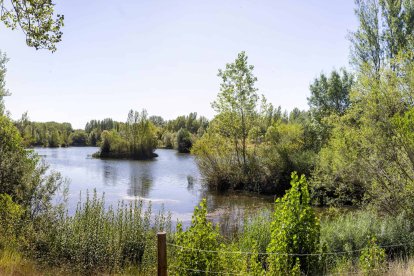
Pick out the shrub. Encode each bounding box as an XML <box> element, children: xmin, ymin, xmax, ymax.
<box><xmin>267</xmin><ymin>172</ymin><xmax>321</xmax><ymax>275</ymax></box>
<box><xmin>0</xmin><ymin>194</ymin><xmax>24</xmax><ymax>248</ymax></box>
<box><xmin>176</xmin><ymin>128</ymin><xmax>192</xmax><ymax>153</ymax></box>
<box><xmin>359</xmin><ymin>237</ymin><xmax>387</xmax><ymax>275</ymax></box>
<box><xmin>171</xmin><ymin>199</ymin><xmax>220</xmax><ymax>275</ymax></box>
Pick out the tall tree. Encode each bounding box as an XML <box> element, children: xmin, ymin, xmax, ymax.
<box><xmin>350</xmin><ymin>0</ymin><xmax>414</xmax><ymax>74</ymax></box>
<box><xmin>0</xmin><ymin>0</ymin><xmax>64</xmax><ymax>51</ymax></box>
<box><xmin>211</xmin><ymin>51</ymin><xmax>258</xmax><ymax>173</ymax></box>
<box><xmin>0</xmin><ymin>51</ymin><xmax>8</xmax><ymax>115</ymax></box>
<box><xmin>307</xmin><ymin>69</ymin><xmax>354</xmax><ymax>150</ymax></box>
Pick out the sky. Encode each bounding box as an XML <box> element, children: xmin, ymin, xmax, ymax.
<box><xmin>1</xmin><ymin>0</ymin><xmax>358</xmax><ymax>129</ymax></box>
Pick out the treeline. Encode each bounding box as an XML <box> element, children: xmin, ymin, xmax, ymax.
<box><xmin>14</xmin><ymin>111</ymin><xmax>210</xmax><ymax>155</ymax></box>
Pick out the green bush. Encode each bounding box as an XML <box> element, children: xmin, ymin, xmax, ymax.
<box><xmin>176</xmin><ymin>128</ymin><xmax>192</xmax><ymax>153</ymax></box>
<box><xmin>267</xmin><ymin>172</ymin><xmax>321</xmax><ymax>275</ymax></box>
<box><xmin>171</xmin><ymin>199</ymin><xmax>220</xmax><ymax>275</ymax></box>
<box><xmin>0</xmin><ymin>194</ymin><xmax>24</xmax><ymax>248</ymax></box>
<box><xmin>359</xmin><ymin>237</ymin><xmax>386</xmax><ymax>275</ymax></box>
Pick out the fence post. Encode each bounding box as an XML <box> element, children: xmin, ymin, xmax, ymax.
<box><xmin>157</xmin><ymin>231</ymin><xmax>167</xmax><ymax>276</ymax></box>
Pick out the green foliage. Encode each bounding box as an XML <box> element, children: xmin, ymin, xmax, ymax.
<box><xmin>176</xmin><ymin>128</ymin><xmax>192</xmax><ymax>153</ymax></box>
<box><xmin>359</xmin><ymin>237</ymin><xmax>387</xmax><ymax>275</ymax></box>
<box><xmin>171</xmin><ymin>199</ymin><xmax>220</xmax><ymax>275</ymax></box>
<box><xmin>14</xmin><ymin>114</ymin><xmax>74</xmax><ymax>147</ymax></box>
<box><xmin>350</xmin><ymin>0</ymin><xmax>414</xmax><ymax>74</ymax></box>
<box><xmin>193</xmin><ymin>52</ymin><xmax>316</xmax><ymax>194</ymax></box>
<box><xmin>94</xmin><ymin>110</ymin><xmax>158</xmax><ymax>160</ymax></box>
<box><xmin>267</xmin><ymin>172</ymin><xmax>321</xmax><ymax>275</ymax></box>
<box><xmin>0</xmin><ymin>115</ymin><xmax>64</xmax><ymax>215</ymax></box>
<box><xmin>68</xmin><ymin>130</ymin><xmax>88</xmax><ymax>146</ymax></box>
<box><xmin>307</xmin><ymin>69</ymin><xmax>354</xmax><ymax>150</ymax></box>
<box><xmin>321</xmin><ymin>210</ymin><xmax>414</xmax><ymax>264</ymax></box>
<box><xmin>211</xmin><ymin>51</ymin><xmax>258</xmax><ymax>177</ymax></box>
<box><xmin>0</xmin><ymin>194</ymin><xmax>24</xmax><ymax>248</ymax></box>
<box><xmin>0</xmin><ymin>51</ymin><xmax>8</xmax><ymax>115</ymax></box>
<box><xmin>30</xmin><ymin>192</ymin><xmax>169</xmax><ymax>274</ymax></box>
<box><xmin>312</xmin><ymin>64</ymin><xmax>414</xmax><ymax>215</ymax></box>
<box><xmin>161</xmin><ymin>131</ymin><xmax>174</xmax><ymax>149</ymax></box>
<box><xmin>0</xmin><ymin>0</ymin><xmax>64</xmax><ymax>52</ymax></box>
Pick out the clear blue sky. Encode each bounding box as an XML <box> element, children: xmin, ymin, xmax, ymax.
<box><xmin>1</xmin><ymin>0</ymin><xmax>357</xmax><ymax>129</ymax></box>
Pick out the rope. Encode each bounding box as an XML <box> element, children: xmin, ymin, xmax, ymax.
<box><xmin>167</xmin><ymin>242</ymin><xmax>409</xmax><ymax>256</ymax></box>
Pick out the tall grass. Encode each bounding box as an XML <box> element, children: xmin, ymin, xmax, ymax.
<box><xmin>29</xmin><ymin>192</ymin><xmax>170</xmax><ymax>274</ymax></box>
<box><xmin>321</xmin><ymin>210</ymin><xmax>414</xmax><ymax>272</ymax></box>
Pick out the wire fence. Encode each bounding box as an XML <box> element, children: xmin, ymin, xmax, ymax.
<box><xmin>163</xmin><ymin>239</ymin><xmax>414</xmax><ymax>275</ymax></box>
<box><xmin>167</xmin><ymin>242</ymin><xmax>409</xmax><ymax>256</ymax></box>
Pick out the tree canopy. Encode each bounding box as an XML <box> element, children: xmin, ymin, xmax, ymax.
<box><xmin>0</xmin><ymin>0</ymin><xmax>64</xmax><ymax>51</ymax></box>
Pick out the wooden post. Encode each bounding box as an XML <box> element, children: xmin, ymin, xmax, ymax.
<box><xmin>157</xmin><ymin>231</ymin><xmax>167</xmax><ymax>276</ymax></box>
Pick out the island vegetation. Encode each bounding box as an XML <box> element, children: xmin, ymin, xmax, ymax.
<box><xmin>3</xmin><ymin>0</ymin><xmax>414</xmax><ymax>275</ymax></box>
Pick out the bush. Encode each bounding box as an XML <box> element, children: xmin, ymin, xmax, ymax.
<box><xmin>176</xmin><ymin>128</ymin><xmax>192</xmax><ymax>153</ymax></box>
<box><xmin>267</xmin><ymin>172</ymin><xmax>321</xmax><ymax>275</ymax></box>
<box><xmin>171</xmin><ymin>199</ymin><xmax>220</xmax><ymax>275</ymax></box>
<box><xmin>359</xmin><ymin>237</ymin><xmax>387</xmax><ymax>275</ymax></box>
<box><xmin>0</xmin><ymin>194</ymin><xmax>24</xmax><ymax>248</ymax></box>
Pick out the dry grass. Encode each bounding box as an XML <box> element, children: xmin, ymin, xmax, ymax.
<box><xmin>386</xmin><ymin>258</ymin><xmax>414</xmax><ymax>276</ymax></box>
<box><xmin>0</xmin><ymin>250</ymin><xmax>40</xmax><ymax>276</ymax></box>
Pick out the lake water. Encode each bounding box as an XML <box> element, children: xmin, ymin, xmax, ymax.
<box><xmin>34</xmin><ymin>147</ymin><xmax>274</xmax><ymax>231</ymax></box>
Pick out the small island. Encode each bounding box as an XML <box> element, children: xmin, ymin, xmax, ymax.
<box><xmin>92</xmin><ymin>110</ymin><xmax>158</xmax><ymax>160</ymax></box>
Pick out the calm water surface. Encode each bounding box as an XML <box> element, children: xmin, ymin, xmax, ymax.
<box><xmin>35</xmin><ymin>147</ymin><xmax>273</xmax><ymax>230</ymax></box>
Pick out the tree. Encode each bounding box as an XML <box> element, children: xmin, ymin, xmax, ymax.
<box><xmin>307</xmin><ymin>69</ymin><xmax>354</xmax><ymax>150</ymax></box>
<box><xmin>0</xmin><ymin>115</ymin><xmax>63</xmax><ymax>217</ymax></box>
<box><xmin>0</xmin><ymin>51</ymin><xmax>8</xmax><ymax>115</ymax></box>
<box><xmin>211</xmin><ymin>51</ymin><xmax>259</xmax><ymax>175</ymax></box>
<box><xmin>350</xmin><ymin>0</ymin><xmax>414</xmax><ymax>74</ymax></box>
<box><xmin>176</xmin><ymin>128</ymin><xmax>192</xmax><ymax>153</ymax></box>
<box><xmin>312</xmin><ymin>64</ymin><xmax>414</xmax><ymax>215</ymax></box>
<box><xmin>0</xmin><ymin>0</ymin><xmax>64</xmax><ymax>52</ymax></box>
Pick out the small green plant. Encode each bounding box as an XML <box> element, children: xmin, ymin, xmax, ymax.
<box><xmin>267</xmin><ymin>172</ymin><xmax>321</xmax><ymax>275</ymax></box>
<box><xmin>359</xmin><ymin>237</ymin><xmax>386</xmax><ymax>275</ymax></box>
<box><xmin>171</xmin><ymin>199</ymin><xmax>220</xmax><ymax>275</ymax></box>
<box><xmin>0</xmin><ymin>194</ymin><xmax>24</xmax><ymax>248</ymax></box>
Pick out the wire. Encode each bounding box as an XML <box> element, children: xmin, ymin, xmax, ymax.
<box><xmin>167</xmin><ymin>242</ymin><xmax>409</xmax><ymax>256</ymax></box>
<box><xmin>168</xmin><ymin>264</ymin><xmax>244</xmax><ymax>275</ymax></box>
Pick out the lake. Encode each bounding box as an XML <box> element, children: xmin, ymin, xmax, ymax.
<box><xmin>34</xmin><ymin>147</ymin><xmax>274</xmax><ymax>232</ymax></box>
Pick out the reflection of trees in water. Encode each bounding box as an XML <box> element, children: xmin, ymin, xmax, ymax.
<box><xmin>127</xmin><ymin>162</ymin><xmax>153</xmax><ymax>198</ymax></box>
<box><xmin>186</xmin><ymin>175</ymin><xmax>195</xmax><ymax>191</ymax></box>
<box><xmin>201</xmin><ymin>190</ymin><xmax>273</xmax><ymax>237</ymax></box>
<box><xmin>102</xmin><ymin>162</ymin><xmax>118</xmax><ymax>186</ymax></box>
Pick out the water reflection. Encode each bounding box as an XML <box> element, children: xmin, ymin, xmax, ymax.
<box><xmin>103</xmin><ymin>162</ymin><xmax>118</xmax><ymax>186</ymax></box>
<box><xmin>34</xmin><ymin>147</ymin><xmax>274</xmax><ymax>234</ymax></box>
<box><xmin>204</xmin><ymin>190</ymin><xmax>274</xmax><ymax>236</ymax></box>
